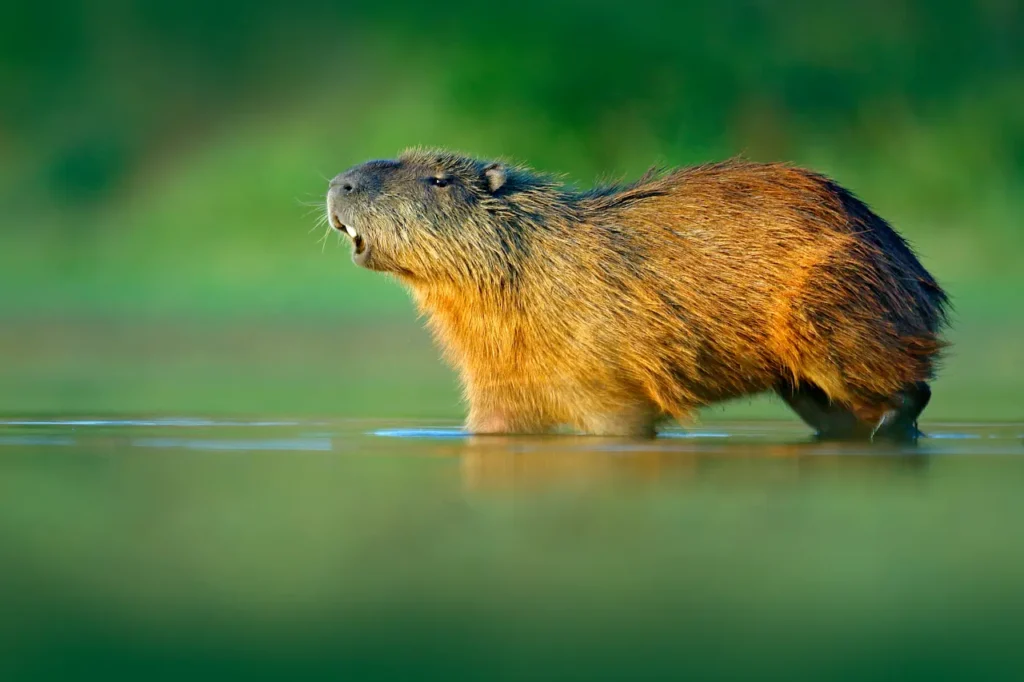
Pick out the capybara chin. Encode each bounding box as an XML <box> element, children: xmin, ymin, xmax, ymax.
<box><xmin>325</xmin><ymin>148</ymin><xmax>950</xmax><ymax>442</ymax></box>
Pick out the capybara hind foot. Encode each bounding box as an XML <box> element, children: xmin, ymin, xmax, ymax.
<box><xmin>870</xmin><ymin>411</ymin><xmax>922</xmax><ymax>443</ymax></box>
<box><xmin>869</xmin><ymin>382</ymin><xmax>932</xmax><ymax>443</ymax></box>
<box><xmin>777</xmin><ymin>381</ymin><xmax>931</xmax><ymax>443</ymax></box>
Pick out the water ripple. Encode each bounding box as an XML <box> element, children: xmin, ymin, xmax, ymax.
<box><xmin>373</xmin><ymin>428</ymin><xmax>468</xmax><ymax>439</ymax></box>
<box><xmin>1</xmin><ymin>418</ymin><xmax>301</xmax><ymax>428</ymax></box>
<box><xmin>131</xmin><ymin>437</ymin><xmax>333</xmax><ymax>451</ymax></box>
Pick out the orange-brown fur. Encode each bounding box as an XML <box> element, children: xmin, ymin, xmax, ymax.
<box><xmin>325</xmin><ymin>149</ymin><xmax>949</xmax><ymax>438</ymax></box>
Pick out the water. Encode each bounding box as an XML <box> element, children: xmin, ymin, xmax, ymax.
<box><xmin>1</xmin><ymin>418</ymin><xmax>1023</xmax><ymax>681</ymax></box>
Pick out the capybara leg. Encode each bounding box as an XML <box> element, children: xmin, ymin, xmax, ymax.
<box><xmin>579</xmin><ymin>407</ymin><xmax>659</xmax><ymax>438</ymax></box>
<box><xmin>869</xmin><ymin>382</ymin><xmax>932</xmax><ymax>443</ymax></box>
<box><xmin>465</xmin><ymin>406</ymin><xmax>555</xmax><ymax>435</ymax></box>
<box><xmin>467</xmin><ymin>410</ymin><xmax>524</xmax><ymax>435</ymax></box>
<box><xmin>776</xmin><ymin>381</ymin><xmax>870</xmax><ymax>440</ymax></box>
<box><xmin>778</xmin><ymin>381</ymin><xmax>932</xmax><ymax>443</ymax></box>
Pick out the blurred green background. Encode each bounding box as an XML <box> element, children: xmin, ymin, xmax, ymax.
<box><xmin>2</xmin><ymin>5</ymin><xmax>1024</xmax><ymax>680</ymax></box>
<box><xmin>1</xmin><ymin>0</ymin><xmax>1021</xmax><ymax>420</ymax></box>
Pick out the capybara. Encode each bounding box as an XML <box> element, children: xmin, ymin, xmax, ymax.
<box><xmin>325</xmin><ymin>149</ymin><xmax>949</xmax><ymax>441</ymax></box>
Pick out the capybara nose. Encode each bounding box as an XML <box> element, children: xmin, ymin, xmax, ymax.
<box><xmin>329</xmin><ymin>160</ymin><xmax>395</xmax><ymax>200</ymax></box>
<box><xmin>330</xmin><ymin>170</ymin><xmax>359</xmax><ymax>195</ymax></box>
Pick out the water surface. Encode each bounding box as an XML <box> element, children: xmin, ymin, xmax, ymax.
<box><xmin>1</xmin><ymin>418</ymin><xmax>1022</xmax><ymax>681</ymax></box>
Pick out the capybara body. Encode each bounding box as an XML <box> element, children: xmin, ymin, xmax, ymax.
<box><xmin>325</xmin><ymin>149</ymin><xmax>949</xmax><ymax>441</ymax></box>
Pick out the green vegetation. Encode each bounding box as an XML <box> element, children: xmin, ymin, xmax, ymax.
<box><xmin>1</xmin><ymin>0</ymin><xmax>1021</xmax><ymax>418</ymax></box>
<box><xmin>1</xmin><ymin>7</ymin><xmax>1023</xmax><ymax>677</ymax></box>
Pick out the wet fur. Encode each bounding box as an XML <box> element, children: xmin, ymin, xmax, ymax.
<box><xmin>331</xmin><ymin>149</ymin><xmax>950</xmax><ymax>437</ymax></box>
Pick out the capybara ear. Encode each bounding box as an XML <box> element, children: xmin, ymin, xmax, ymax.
<box><xmin>484</xmin><ymin>163</ymin><xmax>507</xmax><ymax>193</ymax></box>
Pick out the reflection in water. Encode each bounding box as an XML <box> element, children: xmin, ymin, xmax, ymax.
<box><xmin>0</xmin><ymin>435</ymin><xmax>76</xmax><ymax>446</ymax></box>
<box><xmin>455</xmin><ymin>434</ymin><xmax>933</xmax><ymax>491</ymax></box>
<box><xmin>0</xmin><ymin>418</ymin><xmax>1021</xmax><ymax>680</ymax></box>
<box><xmin>459</xmin><ymin>441</ymin><xmax>695</xmax><ymax>490</ymax></box>
<box><xmin>373</xmin><ymin>427</ymin><xmax>734</xmax><ymax>439</ymax></box>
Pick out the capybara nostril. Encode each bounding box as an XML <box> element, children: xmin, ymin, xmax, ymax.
<box><xmin>329</xmin><ymin>172</ymin><xmax>358</xmax><ymax>194</ymax></box>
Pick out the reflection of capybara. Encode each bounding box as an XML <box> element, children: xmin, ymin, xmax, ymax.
<box><xmin>325</xmin><ymin>149</ymin><xmax>949</xmax><ymax>441</ymax></box>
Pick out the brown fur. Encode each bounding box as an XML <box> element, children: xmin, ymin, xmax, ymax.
<box><xmin>325</xmin><ymin>149</ymin><xmax>949</xmax><ymax>439</ymax></box>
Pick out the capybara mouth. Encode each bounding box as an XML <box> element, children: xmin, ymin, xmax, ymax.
<box><xmin>331</xmin><ymin>213</ymin><xmax>366</xmax><ymax>254</ymax></box>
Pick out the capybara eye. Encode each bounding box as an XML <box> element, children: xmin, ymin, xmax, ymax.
<box><xmin>428</xmin><ymin>177</ymin><xmax>450</xmax><ymax>188</ymax></box>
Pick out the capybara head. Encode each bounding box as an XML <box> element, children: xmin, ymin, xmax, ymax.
<box><xmin>326</xmin><ymin>149</ymin><xmax>552</xmax><ymax>280</ymax></box>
